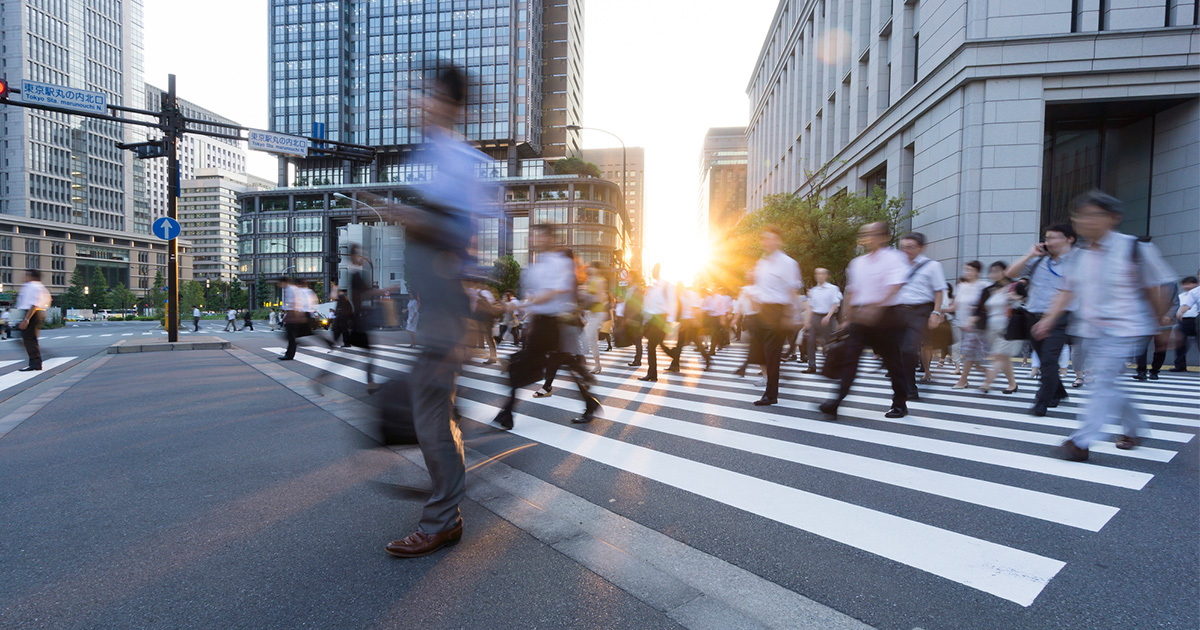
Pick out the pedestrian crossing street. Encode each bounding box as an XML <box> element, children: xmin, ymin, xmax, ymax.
<box><xmin>263</xmin><ymin>340</ymin><xmax>1199</xmax><ymax>608</ymax></box>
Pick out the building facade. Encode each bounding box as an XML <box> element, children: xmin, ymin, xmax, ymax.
<box><xmin>266</xmin><ymin>0</ymin><xmax>583</xmax><ymax>186</ymax></box>
<box><xmin>0</xmin><ymin>0</ymin><xmax>146</xmax><ymax>233</ymax></box>
<box><xmin>697</xmin><ymin>126</ymin><xmax>748</xmax><ymax>240</ymax></box>
<box><xmin>144</xmin><ymin>85</ymin><xmax>248</xmax><ymax>232</ymax></box>
<box><xmin>236</xmin><ymin>174</ymin><xmax>624</xmax><ymax>293</ymax></box>
<box><xmin>583</xmin><ymin>146</ymin><xmax>644</xmax><ymax>272</ymax></box>
<box><xmin>0</xmin><ymin>214</ymin><xmax>192</xmax><ymax>302</ymax></box>
<box><xmin>180</xmin><ymin>169</ymin><xmax>273</xmax><ymax>284</ymax></box>
<box><xmin>746</xmin><ymin>0</ymin><xmax>1199</xmax><ymax>274</ymax></box>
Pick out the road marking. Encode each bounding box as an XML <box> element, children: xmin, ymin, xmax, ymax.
<box><xmin>268</xmin><ymin>346</ymin><xmax>1068</xmax><ymax>605</ymax></box>
<box><xmin>122</xmin><ymin>333</ymin><xmax>134</xmax><ymax>336</ymax></box>
<box><xmin>381</xmin><ymin>347</ymin><xmax>1160</xmax><ymax>489</ymax></box>
<box><xmin>0</xmin><ymin>357</ymin><xmax>76</xmax><ymax>395</ymax></box>
<box><xmin>99</xmin><ymin>334</ymin><xmax>113</xmax><ymax>337</ymax></box>
<box><xmin>76</xmin><ymin>335</ymin><xmax>91</xmax><ymax>338</ymax></box>
<box><xmin>311</xmin><ymin>347</ymin><xmax>1122</xmax><ymax>532</ymax></box>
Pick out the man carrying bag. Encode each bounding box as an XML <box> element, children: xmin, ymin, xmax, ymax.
<box><xmin>1005</xmin><ymin>223</ymin><xmax>1076</xmax><ymax>416</ymax></box>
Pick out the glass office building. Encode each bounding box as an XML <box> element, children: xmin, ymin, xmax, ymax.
<box><xmin>268</xmin><ymin>0</ymin><xmax>583</xmax><ymax>186</ymax></box>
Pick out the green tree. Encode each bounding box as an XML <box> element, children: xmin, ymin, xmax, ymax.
<box><xmin>180</xmin><ymin>280</ymin><xmax>206</xmax><ymax>312</ymax></box>
<box><xmin>148</xmin><ymin>270</ymin><xmax>167</xmax><ymax>315</ymax></box>
<box><xmin>60</xmin><ymin>267</ymin><xmax>87</xmax><ymax>309</ymax></box>
<box><xmin>254</xmin><ymin>272</ymin><xmax>274</xmax><ymax>307</ymax></box>
<box><xmin>489</xmin><ymin>255</ymin><xmax>522</xmax><ymax>298</ymax></box>
<box><xmin>89</xmin><ymin>268</ymin><xmax>110</xmax><ymax>310</ymax></box>
<box><xmin>715</xmin><ymin>181</ymin><xmax>916</xmax><ymax>290</ymax></box>
<box><xmin>229</xmin><ymin>279</ymin><xmax>247</xmax><ymax>311</ymax></box>
<box><xmin>552</xmin><ymin>156</ymin><xmax>602</xmax><ymax>179</ymax></box>
<box><xmin>110</xmin><ymin>283</ymin><xmax>136</xmax><ymax>311</ymax></box>
<box><xmin>208</xmin><ymin>279</ymin><xmax>230</xmax><ymax>311</ymax></box>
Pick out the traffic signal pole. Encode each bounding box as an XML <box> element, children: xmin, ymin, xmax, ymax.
<box><xmin>0</xmin><ymin>73</ymin><xmax>376</xmax><ymax>341</ymax></box>
<box><xmin>164</xmin><ymin>75</ymin><xmax>181</xmax><ymax>342</ymax></box>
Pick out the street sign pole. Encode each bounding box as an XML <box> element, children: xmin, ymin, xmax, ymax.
<box><xmin>164</xmin><ymin>75</ymin><xmax>180</xmax><ymax>342</ymax></box>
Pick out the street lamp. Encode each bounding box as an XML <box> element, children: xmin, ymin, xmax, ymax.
<box><xmin>333</xmin><ymin>192</ymin><xmax>384</xmax><ymax>223</ymax></box>
<box><xmin>565</xmin><ymin>124</ymin><xmax>629</xmax><ymax>271</ymax></box>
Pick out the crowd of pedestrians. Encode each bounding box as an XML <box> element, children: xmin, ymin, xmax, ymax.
<box><xmin>247</xmin><ymin>63</ymin><xmax>1193</xmax><ymax>563</ymax></box>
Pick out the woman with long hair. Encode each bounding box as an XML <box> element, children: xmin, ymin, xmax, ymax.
<box><xmin>978</xmin><ymin>261</ymin><xmax>1022</xmax><ymax>394</ymax></box>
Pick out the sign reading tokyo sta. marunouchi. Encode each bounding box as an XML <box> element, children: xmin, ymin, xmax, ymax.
<box><xmin>21</xmin><ymin>80</ymin><xmax>107</xmax><ymax>115</ymax></box>
<box><xmin>247</xmin><ymin>129</ymin><xmax>310</xmax><ymax>158</ymax></box>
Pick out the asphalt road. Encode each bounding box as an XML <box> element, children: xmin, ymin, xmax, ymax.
<box><xmin>1</xmin><ymin>322</ymin><xmax>1196</xmax><ymax>629</ymax></box>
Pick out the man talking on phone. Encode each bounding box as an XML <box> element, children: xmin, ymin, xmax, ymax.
<box><xmin>1005</xmin><ymin>224</ymin><xmax>1076</xmax><ymax>416</ymax></box>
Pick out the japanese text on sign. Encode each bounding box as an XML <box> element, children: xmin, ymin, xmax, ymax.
<box><xmin>248</xmin><ymin>129</ymin><xmax>310</xmax><ymax>158</ymax></box>
<box><xmin>20</xmin><ymin>80</ymin><xmax>108</xmax><ymax>115</ymax></box>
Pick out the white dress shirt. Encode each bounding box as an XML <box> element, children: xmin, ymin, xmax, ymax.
<box><xmin>642</xmin><ymin>279</ymin><xmax>677</xmax><ymax>322</ymax></box>
<box><xmin>952</xmin><ymin>280</ymin><xmax>989</xmax><ymax>323</ymax></box>
<box><xmin>897</xmin><ymin>255</ymin><xmax>949</xmax><ymax>306</ymax></box>
<box><xmin>1065</xmin><ymin>231</ymin><xmax>1177</xmax><ymax>338</ymax></box>
<box><xmin>1179</xmin><ymin>288</ymin><xmax>1198</xmax><ymax>319</ymax></box>
<box><xmin>193</xmin><ymin>307</ymin><xmax>200</xmax><ymax>318</ymax></box>
<box><xmin>752</xmin><ymin>250</ymin><xmax>803</xmax><ymax>305</ymax></box>
<box><xmin>522</xmin><ymin>250</ymin><xmax>576</xmax><ymax>316</ymax></box>
<box><xmin>846</xmin><ymin>247</ymin><xmax>909</xmax><ymax>306</ymax></box>
<box><xmin>806</xmin><ymin>282</ymin><xmax>843</xmax><ymax>315</ymax></box>
<box><xmin>680</xmin><ymin>289</ymin><xmax>701</xmax><ymax>320</ymax></box>
<box><xmin>734</xmin><ymin>288</ymin><xmax>758</xmax><ymax>317</ymax></box>
<box><xmin>16</xmin><ymin>281</ymin><xmax>50</xmax><ymax>311</ymax></box>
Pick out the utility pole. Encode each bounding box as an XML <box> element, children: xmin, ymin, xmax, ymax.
<box><xmin>163</xmin><ymin>75</ymin><xmax>182</xmax><ymax>342</ymax></box>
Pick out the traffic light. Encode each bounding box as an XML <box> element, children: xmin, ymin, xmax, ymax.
<box><xmin>116</xmin><ymin>139</ymin><xmax>167</xmax><ymax>159</ymax></box>
<box><xmin>0</xmin><ymin>77</ymin><xmax>9</xmax><ymax>101</ymax></box>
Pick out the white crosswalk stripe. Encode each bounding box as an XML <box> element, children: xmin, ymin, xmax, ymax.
<box><xmin>262</xmin><ymin>341</ymin><xmax>1199</xmax><ymax>607</ymax></box>
<box><xmin>0</xmin><ymin>357</ymin><xmax>77</xmax><ymax>397</ymax></box>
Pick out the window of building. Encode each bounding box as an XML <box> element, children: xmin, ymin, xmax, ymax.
<box><xmin>294</xmin><ymin>216</ymin><xmax>323</xmax><ymax>232</ymax></box>
<box><xmin>295</xmin><ymin>257</ymin><xmax>322</xmax><ymax>273</ymax></box>
<box><xmin>261</xmin><ymin>218</ymin><xmax>288</xmax><ymax>233</ymax></box>
<box><xmin>293</xmin><ymin>237</ymin><xmax>321</xmax><ymax>252</ymax></box>
<box><xmin>259</xmin><ymin>239</ymin><xmax>287</xmax><ymax>254</ymax></box>
<box><xmin>25</xmin><ymin>240</ymin><xmax>40</xmax><ymax>253</ymax></box>
<box><xmin>1041</xmin><ymin>99</ymin><xmax>1186</xmax><ymax>236</ymax></box>
<box><xmin>259</xmin><ymin>258</ymin><xmax>287</xmax><ymax>274</ymax></box>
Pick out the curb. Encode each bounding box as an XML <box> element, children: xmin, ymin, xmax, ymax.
<box><xmin>107</xmin><ymin>337</ymin><xmax>232</xmax><ymax>354</ymax></box>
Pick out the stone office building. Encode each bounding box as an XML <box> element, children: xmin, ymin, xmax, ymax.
<box><xmin>746</xmin><ymin>0</ymin><xmax>1199</xmax><ymax>274</ymax></box>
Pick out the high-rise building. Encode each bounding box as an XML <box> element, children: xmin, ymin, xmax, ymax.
<box><xmin>0</xmin><ymin>0</ymin><xmax>200</xmax><ymax>299</ymax></box>
<box><xmin>180</xmin><ymin>169</ymin><xmax>273</xmax><ymax>284</ymax></box>
<box><xmin>697</xmin><ymin>127</ymin><xmax>747</xmax><ymax>241</ymax></box>
<box><xmin>0</xmin><ymin>0</ymin><xmax>146</xmax><ymax>233</ymax></box>
<box><xmin>143</xmin><ymin>85</ymin><xmax>248</xmax><ymax>233</ymax></box>
<box><xmin>583</xmin><ymin>146</ymin><xmax>644</xmax><ymax>272</ymax></box>
<box><xmin>266</xmin><ymin>0</ymin><xmax>583</xmax><ymax>186</ymax></box>
<box><xmin>746</xmin><ymin>0</ymin><xmax>1198</xmax><ymax>274</ymax></box>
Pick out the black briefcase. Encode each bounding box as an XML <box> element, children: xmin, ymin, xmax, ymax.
<box><xmin>377</xmin><ymin>375</ymin><xmax>418</xmax><ymax>445</ymax></box>
<box><xmin>821</xmin><ymin>328</ymin><xmax>853</xmax><ymax>381</ymax></box>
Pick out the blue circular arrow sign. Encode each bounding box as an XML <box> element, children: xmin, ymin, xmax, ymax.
<box><xmin>152</xmin><ymin>216</ymin><xmax>181</xmax><ymax>241</ymax></box>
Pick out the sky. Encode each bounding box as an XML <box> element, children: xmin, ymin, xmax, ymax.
<box><xmin>143</xmin><ymin>0</ymin><xmax>780</xmax><ymax>281</ymax></box>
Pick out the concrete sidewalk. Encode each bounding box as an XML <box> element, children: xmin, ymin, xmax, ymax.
<box><xmin>0</xmin><ymin>350</ymin><xmax>680</xmax><ymax>629</ymax></box>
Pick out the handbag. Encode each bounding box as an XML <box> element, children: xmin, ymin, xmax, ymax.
<box><xmin>612</xmin><ymin>321</ymin><xmax>641</xmax><ymax>348</ymax></box>
<box><xmin>376</xmin><ymin>374</ymin><xmax>418</xmax><ymax>445</ymax></box>
<box><xmin>1004</xmin><ymin>306</ymin><xmax>1033</xmax><ymax>341</ymax></box>
<box><xmin>820</xmin><ymin>327</ymin><xmax>854</xmax><ymax>381</ymax></box>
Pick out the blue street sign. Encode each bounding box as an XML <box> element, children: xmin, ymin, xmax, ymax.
<box><xmin>152</xmin><ymin>216</ymin><xmax>181</xmax><ymax>241</ymax></box>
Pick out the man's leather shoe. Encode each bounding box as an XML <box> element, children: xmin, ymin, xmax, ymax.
<box><xmin>385</xmin><ymin>522</ymin><xmax>463</xmax><ymax>558</ymax></box>
<box><xmin>664</xmin><ymin>365</ymin><xmax>680</xmax><ymax>373</ymax></box>
<box><xmin>1133</xmin><ymin>372</ymin><xmax>1148</xmax><ymax>381</ymax></box>
<box><xmin>278</xmin><ymin>356</ymin><xmax>293</xmax><ymax>361</ymax></box>
<box><xmin>18</xmin><ymin>366</ymin><xmax>41</xmax><ymax>372</ymax></box>
<box><xmin>637</xmin><ymin>375</ymin><xmax>657</xmax><ymax>382</ymax></box>
<box><xmin>571</xmin><ymin>413</ymin><xmax>595</xmax><ymax>424</ymax></box>
<box><xmin>1115</xmin><ymin>435</ymin><xmax>1141</xmax><ymax>450</ymax></box>
<box><xmin>818</xmin><ymin>401</ymin><xmax>838</xmax><ymax>419</ymax></box>
<box><xmin>802</xmin><ymin>368</ymin><xmax>817</xmax><ymax>374</ymax></box>
<box><xmin>1148</xmin><ymin>372</ymin><xmax>1159</xmax><ymax>380</ymax></box>
<box><xmin>1168</xmin><ymin>367</ymin><xmax>1188</xmax><ymax>372</ymax></box>
<box><xmin>1058</xmin><ymin>439</ymin><xmax>1088</xmax><ymax>461</ymax></box>
<box><xmin>752</xmin><ymin>397</ymin><xmax>776</xmax><ymax>406</ymax></box>
<box><xmin>493</xmin><ymin>408</ymin><xmax>514</xmax><ymax>430</ymax></box>
<box><xmin>627</xmin><ymin>361</ymin><xmax>641</xmax><ymax>367</ymax></box>
<box><xmin>1030</xmin><ymin>402</ymin><xmax>1048</xmax><ymax>417</ymax></box>
<box><xmin>884</xmin><ymin>406</ymin><xmax>907</xmax><ymax>418</ymax></box>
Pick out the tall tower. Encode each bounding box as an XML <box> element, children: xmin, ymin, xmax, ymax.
<box><xmin>267</xmin><ymin>0</ymin><xmax>584</xmax><ymax>185</ymax></box>
<box><xmin>0</xmin><ymin>0</ymin><xmax>147</xmax><ymax>233</ymax></box>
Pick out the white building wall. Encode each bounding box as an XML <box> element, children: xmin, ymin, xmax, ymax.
<box><xmin>746</xmin><ymin>0</ymin><xmax>1200</xmax><ymax>277</ymax></box>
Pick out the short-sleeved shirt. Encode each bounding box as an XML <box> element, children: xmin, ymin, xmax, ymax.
<box><xmin>806</xmin><ymin>283</ymin><xmax>843</xmax><ymax>314</ymax></box>
<box><xmin>896</xmin><ymin>255</ymin><xmax>949</xmax><ymax>306</ymax></box>
<box><xmin>1064</xmin><ymin>231</ymin><xmax>1177</xmax><ymax>338</ymax></box>
<box><xmin>1179</xmin><ymin>287</ymin><xmax>1199</xmax><ymax>319</ymax></box>
<box><xmin>522</xmin><ymin>251</ymin><xmax>576</xmax><ymax>316</ymax></box>
<box><xmin>1022</xmin><ymin>251</ymin><xmax>1073</xmax><ymax>314</ymax></box>
<box><xmin>846</xmin><ymin>247</ymin><xmax>909</xmax><ymax>307</ymax></box>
